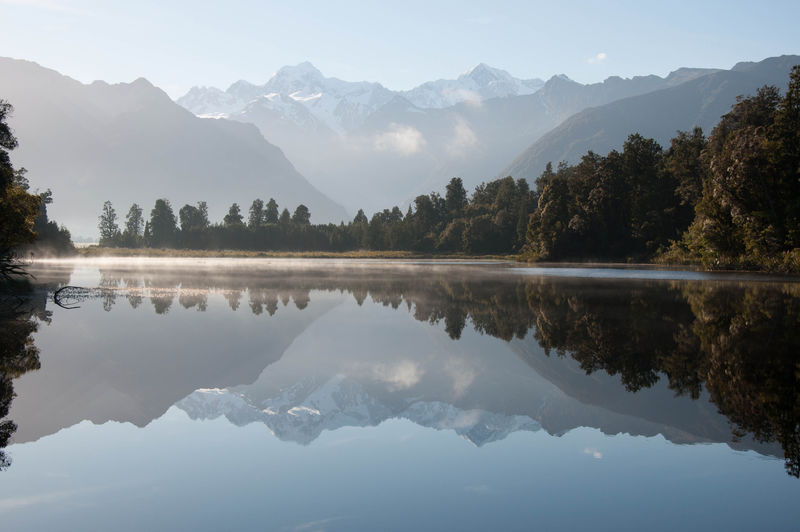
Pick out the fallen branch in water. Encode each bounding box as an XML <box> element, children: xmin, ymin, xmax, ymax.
<box><xmin>53</xmin><ymin>286</ymin><xmax>91</xmax><ymax>309</ymax></box>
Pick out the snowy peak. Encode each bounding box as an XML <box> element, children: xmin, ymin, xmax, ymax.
<box><xmin>401</xmin><ymin>63</ymin><xmax>544</xmax><ymax>108</ymax></box>
<box><xmin>178</xmin><ymin>61</ymin><xmax>395</xmax><ymax>133</ymax></box>
<box><xmin>264</xmin><ymin>61</ymin><xmax>326</xmax><ymax>95</ymax></box>
<box><xmin>463</xmin><ymin>62</ymin><xmax>515</xmax><ymax>85</ymax></box>
<box><xmin>177</xmin><ymin>61</ymin><xmax>547</xmax><ymax>128</ymax></box>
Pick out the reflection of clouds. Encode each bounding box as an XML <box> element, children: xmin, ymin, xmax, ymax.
<box><xmin>583</xmin><ymin>447</ymin><xmax>603</xmax><ymax>459</ymax></box>
<box><xmin>0</xmin><ymin>487</ymin><xmax>97</xmax><ymax>511</ymax></box>
<box><xmin>445</xmin><ymin>358</ymin><xmax>477</xmax><ymax>398</ymax></box>
<box><xmin>363</xmin><ymin>360</ymin><xmax>423</xmax><ymax>391</ymax></box>
<box><xmin>287</xmin><ymin>516</ymin><xmax>346</xmax><ymax>532</ymax></box>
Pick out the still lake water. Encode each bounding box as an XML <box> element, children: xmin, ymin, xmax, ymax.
<box><xmin>1</xmin><ymin>258</ymin><xmax>798</xmax><ymax>531</ymax></box>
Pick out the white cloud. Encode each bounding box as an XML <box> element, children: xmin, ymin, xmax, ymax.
<box><xmin>446</xmin><ymin>117</ymin><xmax>478</xmax><ymax>158</ymax></box>
<box><xmin>583</xmin><ymin>447</ymin><xmax>603</xmax><ymax>459</ymax></box>
<box><xmin>587</xmin><ymin>52</ymin><xmax>608</xmax><ymax>64</ymax></box>
<box><xmin>372</xmin><ymin>123</ymin><xmax>426</xmax><ymax>155</ymax></box>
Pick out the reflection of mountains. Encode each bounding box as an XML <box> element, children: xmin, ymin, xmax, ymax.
<box><xmin>10</xmin><ymin>262</ymin><xmax>800</xmax><ymax>477</ymax></box>
<box><xmin>179</xmin><ymin>384</ymin><xmax>541</xmax><ymax>447</ymax></box>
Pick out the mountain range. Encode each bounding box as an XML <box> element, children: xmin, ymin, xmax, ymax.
<box><xmin>177</xmin><ymin>61</ymin><xmax>726</xmax><ymax>215</ymax></box>
<box><xmin>1</xmin><ymin>54</ymin><xmax>797</xmax><ymax>236</ymax></box>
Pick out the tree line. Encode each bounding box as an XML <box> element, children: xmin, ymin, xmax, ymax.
<box><xmin>97</xmin><ymin>174</ymin><xmax>536</xmax><ymax>254</ymax></box>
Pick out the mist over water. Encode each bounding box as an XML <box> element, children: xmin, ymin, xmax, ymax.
<box><xmin>0</xmin><ymin>259</ymin><xmax>798</xmax><ymax>531</ymax></box>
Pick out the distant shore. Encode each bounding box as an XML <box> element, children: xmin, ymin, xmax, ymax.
<box><xmin>74</xmin><ymin>246</ymin><xmax>517</xmax><ymax>261</ymax></box>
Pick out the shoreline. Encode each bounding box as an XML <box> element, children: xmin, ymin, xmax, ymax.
<box><xmin>17</xmin><ymin>247</ymin><xmax>798</xmax><ymax>277</ymax></box>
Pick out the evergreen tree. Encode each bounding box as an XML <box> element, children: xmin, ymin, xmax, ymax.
<box><xmin>179</xmin><ymin>204</ymin><xmax>206</xmax><ymax>232</ymax></box>
<box><xmin>122</xmin><ymin>203</ymin><xmax>144</xmax><ymax>247</ymax></box>
<box><xmin>264</xmin><ymin>198</ymin><xmax>279</xmax><ymax>224</ymax></box>
<box><xmin>98</xmin><ymin>201</ymin><xmax>119</xmax><ymax>245</ymax></box>
<box><xmin>248</xmin><ymin>199</ymin><xmax>265</xmax><ymax>228</ymax></box>
<box><xmin>125</xmin><ymin>203</ymin><xmax>144</xmax><ymax>237</ymax></box>
<box><xmin>278</xmin><ymin>208</ymin><xmax>291</xmax><ymax>227</ymax></box>
<box><xmin>223</xmin><ymin>203</ymin><xmax>244</xmax><ymax>227</ymax></box>
<box><xmin>292</xmin><ymin>204</ymin><xmax>311</xmax><ymax>225</ymax></box>
<box><xmin>196</xmin><ymin>201</ymin><xmax>210</xmax><ymax>229</ymax></box>
<box><xmin>445</xmin><ymin>177</ymin><xmax>467</xmax><ymax>219</ymax></box>
<box><xmin>149</xmin><ymin>199</ymin><xmax>177</xmax><ymax>247</ymax></box>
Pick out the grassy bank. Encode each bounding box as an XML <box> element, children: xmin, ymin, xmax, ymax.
<box><xmin>76</xmin><ymin>246</ymin><xmax>517</xmax><ymax>261</ymax></box>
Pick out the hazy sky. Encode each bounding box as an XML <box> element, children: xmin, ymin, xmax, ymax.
<box><xmin>1</xmin><ymin>0</ymin><xmax>798</xmax><ymax>99</ymax></box>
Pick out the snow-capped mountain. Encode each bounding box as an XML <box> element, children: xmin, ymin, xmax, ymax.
<box><xmin>176</xmin><ymin>62</ymin><xmax>545</xmax><ymax>132</ymax></box>
<box><xmin>177</xmin><ymin>62</ymin><xmax>396</xmax><ymax>133</ymax></box>
<box><xmin>400</xmin><ymin>63</ymin><xmax>545</xmax><ymax>108</ymax></box>
<box><xmin>176</xmin><ymin>378</ymin><xmax>541</xmax><ymax>446</ymax></box>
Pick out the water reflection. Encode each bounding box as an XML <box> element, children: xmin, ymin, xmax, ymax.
<box><xmin>4</xmin><ymin>261</ymin><xmax>800</xmax><ymax>479</ymax></box>
<box><xmin>0</xmin><ymin>269</ymin><xmax>68</xmax><ymax>469</ymax></box>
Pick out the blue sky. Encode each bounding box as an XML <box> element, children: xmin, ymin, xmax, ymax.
<box><xmin>1</xmin><ymin>0</ymin><xmax>798</xmax><ymax>98</ymax></box>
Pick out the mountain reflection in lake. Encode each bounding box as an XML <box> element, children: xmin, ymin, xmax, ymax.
<box><xmin>0</xmin><ymin>259</ymin><xmax>798</xmax><ymax>531</ymax></box>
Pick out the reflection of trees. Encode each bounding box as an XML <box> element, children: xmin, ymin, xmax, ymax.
<box><xmin>685</xmin><ymin>285</ymin><xmax>800</xmax><ymax>477</ymax></box>
<box><xmin>523</xmin><ymin>279</ymin><xmax>800</xmax><ymax>478</ymax></box>
<box><xmin>0</xmin><ymin>279</ymin><xmax>58</xmax><ymax>470</ymax></box>
<box><xmin>178</xmin><ymin>292</ymin><xmax>207</xmax><ymax>311</ymax></box>
<box><xmin>524</xmin><ymin>280</ymin><xmax>700</xmax><ymax>394</ymax></box>
<box><xmin>95</xmin><ymin>265</ymin><xmax>799</xmax><ymax>475</ymax></box>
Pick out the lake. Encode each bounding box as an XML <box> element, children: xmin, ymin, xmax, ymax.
<box><xmin>1</xmin><ymin>258</ymin><xmax>798</xmax><ymax>531</ymax></box>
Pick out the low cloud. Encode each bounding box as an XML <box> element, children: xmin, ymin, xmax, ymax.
<box><xmin>444</xmin><ymin>88</ymin><xmax>482</xmax><ymax>107</ymax></box>
<box><xmin>587</xmin><ymin>52</ymin><xmax>608</xmax><ymax>64</ymax></box>
<box><xmin>446</xmin><ymin>117</ymin><xmax>478</xmax><ymax>158</ymax></box>
<box><xmin>373</xmin><ymin>124</ymin><xmax>426</xmax><ymax>155</ymax></box>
